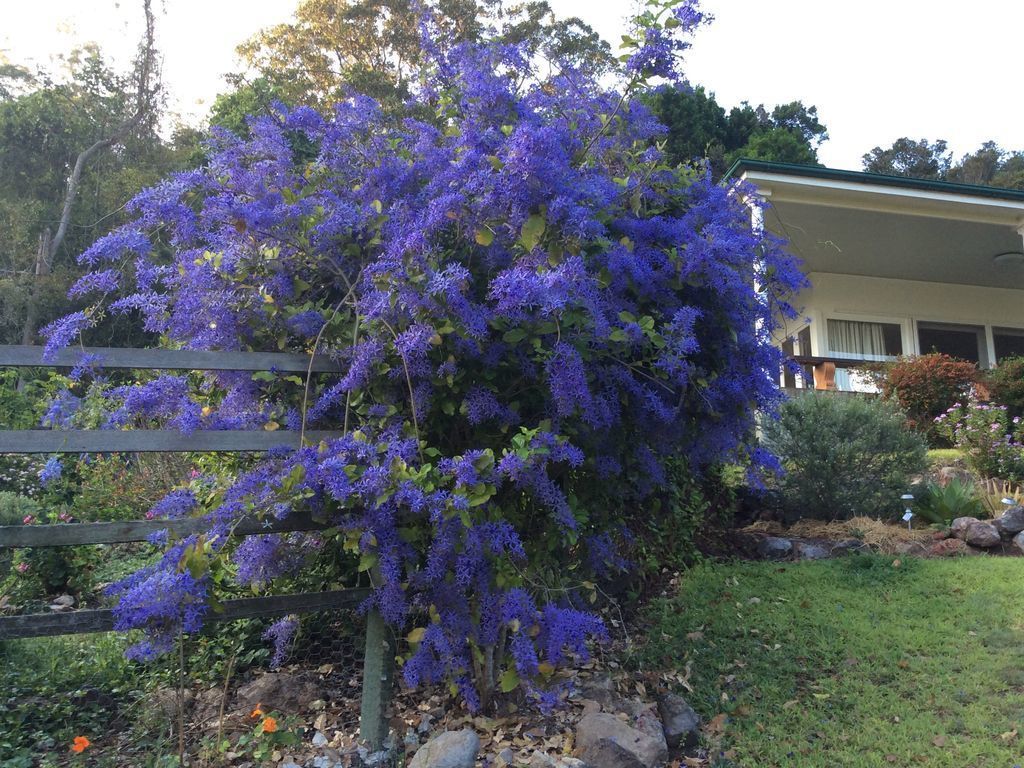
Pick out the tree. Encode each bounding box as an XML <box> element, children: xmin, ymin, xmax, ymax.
<box><xmin>0</xmin><ymin>1</ymin><xmax>163</xmax><ymax>348</ymax></box>
<box><xmin>233</xmin><ymin>0</ymin><xmax>611</xmax><ymax>115</ymax></box>
<box><xmin>648</xmin><ymin>88</ymin><xmax>828</xmax><ymax>175</ymax></box>
<box><xmin>947</xmin><ymin>140</ymin><xmax>1003</xmax><ymax>186</ymax></box>
<box><xmin>862</xmin><ymin>137</ymin><xmax>951</xmax><ymax>179</ymax></box>
<box><xmin>45</xmin><ymin>0</ymin><xmax>803</xmax><ymax>709</ymax></box>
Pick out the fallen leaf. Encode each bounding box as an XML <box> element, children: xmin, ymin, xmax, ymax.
<box><xmin>705</xmin><ymin>713</ymin><xmax>727</xmax><ymax>735</ymax></box>
<box><xmin>1001</xmin><ymin>728</ymin><xmax>1018</xmax><ymax>741</ymax></box>
<box><xmin>885</xmin><ymin>755</ymin><xmax>898</xmax><ymax>763</ymax></box>
<box><xmin>782</xmin><ymin>700</ymin><xmax>799</xmax><ymax>709</ymax></box>
<box><xmin>932</xmin><ymin>735</ymin><xmax>946</xmax><ymax>747</ymax></box>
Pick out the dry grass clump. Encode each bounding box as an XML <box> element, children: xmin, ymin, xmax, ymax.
<box><xmin>742</xmin><ymin>517</ymin><xmax>934</xmax><ymax>554</ymax></box>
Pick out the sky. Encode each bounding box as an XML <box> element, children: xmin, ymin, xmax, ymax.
<box><xmin>2</xmin><ymin>0</ymin><xmax>1022</xmax><ymax>171</ymax></box>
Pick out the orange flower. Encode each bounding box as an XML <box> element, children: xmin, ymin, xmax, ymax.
<box><xmin>261</xmin><ymin>716</ymin><xmax>278</xmax><ymax>733</ymax></box>
<box><xmin>71</xmin><ymin>736</ymin><xmax>91</xmax><ymax>753</ymax></box>
<box><xmin>250</xmin><ymin>702</ymin><xmax>264</xmax><ymax>718</ymax></box>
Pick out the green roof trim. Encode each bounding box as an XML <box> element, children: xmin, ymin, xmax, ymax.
<box><xmin>724</xmin><ymin>158</ymin><xmax>1024</xmax><ymax>204</ymax></box>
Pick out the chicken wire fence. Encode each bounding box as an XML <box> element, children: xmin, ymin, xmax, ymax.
<box><xmin>0</xmin><ymin>603</ymin><xmax>370</xmax><ymax>767</ymax></box>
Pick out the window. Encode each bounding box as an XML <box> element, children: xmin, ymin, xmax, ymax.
<box><xmin>994</xmin><ymin>327</ymin><xmax>1024</xmax><ymax>362</ymax></box>
<box><xmin>917</xmin><ymin>322</ymin><xmax>986</xmax><ymax>366</ymax></box>
<box><xmin>826</xmin><ymin>319</ymin><xmax>903</xmax><ymax>359</ymax></box>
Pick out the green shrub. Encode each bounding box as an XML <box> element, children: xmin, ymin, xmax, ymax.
<box><xmin>913</xmin><ymin>478</ymin><xmax>984</xmax><ymax>524</ymax></box>
<box><xmin>986</xmin><ymin>356</ymin><xmax>1024</xmax><ymax>420</ymax></box>
<box><xmin>0</xmin><ymin>491</ymin><xmax>39</xmax><ymax>526</ymax></box>
<box><xmin>877</xmin><ymin>354</ymin><xmax>978</xmax><ymax>445</ymax></box>
<box><xmin>763</xmin><ymin>393</ymin><xmax>928</xmax><ymax>520</ymax></box>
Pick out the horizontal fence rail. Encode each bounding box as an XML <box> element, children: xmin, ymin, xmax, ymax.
<box><xmin>0</xmin><ymin>345</ymin><xmax>393</xmax><ymax>747</ymax></box>
<box><xmin>0</xmin><ymin>429</ymin><xmax>342</xmax><ymax>454</ymax></box>
<box><xmin>0</xmin><ymin>512</ymin><xmax>330</xmax><ymax>548</ymax></box>
<box><xmin>0</xmin><ymin>344</ymin><xmax>340</xmax><ymax>373</ymax></box>
<box><xmin>0</xmin><ymin>588</ymin><xmax>370</xmax><ymax>640</ymax></box>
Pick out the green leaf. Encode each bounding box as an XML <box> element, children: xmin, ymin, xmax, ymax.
<box><xmin>520</xmin><ymin>214</ymin><xmax>546</xmax><ymax>251</ymax></box>
<box><xmin>499</xmin><ymin>668</ymin><xmax>520</xmax><ymax>693</ymax></box>
<box><xmin>358</xmin><ymin>552</ymin><xmax>378</xmax><ymax>572</ymax></box>
<box><xmin>503</xmin><ymin>328</ymin><xmax>528</xmax><ymax>343</ymax></box>
<box><xmin>475</xmin><ymin>228</ymin><xmax>494</xmax><ymax>246</ymax></box>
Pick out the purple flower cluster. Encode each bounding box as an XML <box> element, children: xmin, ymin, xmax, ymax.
<box><xmin>46</xmin><ymin>0</ymin><xmax>803</xmax><ymax>709</ymax></box>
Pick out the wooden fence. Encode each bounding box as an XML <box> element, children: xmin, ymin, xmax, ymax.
<box><xmin>0</xmin><ymin>344</ymin><xmax>393</xmax><ymax>749</ymax></box>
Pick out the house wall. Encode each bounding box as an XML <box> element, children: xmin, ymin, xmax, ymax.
<box><xmin>794</xmin><ymin>272</ymin><xmax>1024</xmax><ymax>366</ymax></box>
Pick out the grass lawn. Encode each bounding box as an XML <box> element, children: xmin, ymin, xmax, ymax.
<box><xmin>927</xmin><ymin>448</ymin><xmax>964</xmax><ymax>466</ymax></box>
<box><xmin>639</xmin><ymin>555</ymin><xmax>1024</xmax><ymax>767</ymax></box>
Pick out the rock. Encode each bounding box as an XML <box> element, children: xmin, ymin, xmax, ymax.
<box><xmin>312</xmin><ymin>731</ymin><xmax>329</xmax><ymax>748</ymax></box>
<box><xmin>576</xmin><ymin>738</ymin><xmax>645</xmax><ymax>768</ymax></box>
<box><xmin>964</xmin><ymin>521</ymin><xmax>1001</xmax><ymax>548</ymax></box>
<box><xmin>937</xmin><ymin>466</ymin><xmax>972</xmax><ymax>485</ymax></box>
<box><xmin>312</xmin><ymin>759</ymin><xmax>334</xmax><ymax>768</ymax></box>
<box><xmin>928</xmin><ymin>538</ymin><xmax>968</xmax><ymax>557</ymax></box>
<box><xmin>895</xmin><ymin>541</ymin><xmax>928</xmax><ymax>556</ymax></box>
<box><xmin>234</xmin><ymin>672</ymin><xmax>321</xmax><ymax>714</ymax></box>
<box><xmin>1014</xmin><ymin>531</ymin><xmax>1024</xmax><ymax>554</ymax></box>
<box><xmin>495</xmin><ymin>747</ymin><xmax>515</xmax><ymax>768</ymax></box>
<box><xmin>618</xmin><ymin>700</ymin><xmax>667</xmax><ymax>747</ymax></box>
<box><xmin>576</xmin><ymin>713</ymin><xmax>668</xmax><ymax>768</ymax></box>
<box><xmin>993</xmin><ymin>506</ymin><xmax>1024</xmax><ymax>536</ymax></box>
<box><xmin>417</xmin><ymin>712</ymin><xmax>434</xmax><ymax>734</ymax></box>
<box><xmin>793</xmin><ymin>541</ymin><xmax>830</xmax><ymax>560</ymax></box>
<box><xmin>950</xmin><ymin>517</ymin><xmax>980</xmax><ymax>539</ymax></box>
<box><xmin>657</xmin><ymin>694</ymin><xmax>700</xmax><ymax>749</ymax></box>
<box><xmin>51</xmin><ymin>594</ymin><xmax>74</xmax><ymax>607</ymax></box>
<box><xmin>408</xmin><ymin>729</ymin><xmax>480</xmax><ymax>768</ymax></box>
<box><xmin>833</xmin><ymin>539</ymin><xmax>869</xmax><ymax>555</ymax></box>
<box><xmin>578</xmin><ymin>675</ymin><xmax>618</xmax><ymax>708</ymax></box>
<box><xmin>756</xmin><ymin>537</ymin><xmax>792</xmax><ymax>560</ymax></box>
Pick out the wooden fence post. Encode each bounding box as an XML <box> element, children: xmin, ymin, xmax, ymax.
<box><xmin>359</xmin><ymin>608</ymin><xmax>394</xmax><ymax>750</ymax></box>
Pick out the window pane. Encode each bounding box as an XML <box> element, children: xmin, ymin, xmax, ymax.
<box><xmin>918</xmin><ymin>323</ymin><xmax>984</xmax><ymax>365</ymax></box>
<box><xmin>994</xmin><ymin>328</ymin><xmax>1024</xmax><ymax>361</ymax></box>
<box><xmin>826</xmin><ymin>319</ymin><xmax>902</xmax><ymax>358</ymax></box>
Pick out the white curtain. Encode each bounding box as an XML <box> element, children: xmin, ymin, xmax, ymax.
<box><xmin>827</xmin><ymin>319</ymin><xmax>889</xmax><ymax>360</ymax></box>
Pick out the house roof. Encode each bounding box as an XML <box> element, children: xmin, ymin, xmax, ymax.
<box><xmin>725</xmin><ymin>158</ymin><xmax>1024</xmax><ymax>204</ymax></box>
<box><xmin>725</xmin><ymin>159</ymin><xmax>1024</xmax><ymax>291</ymax></box>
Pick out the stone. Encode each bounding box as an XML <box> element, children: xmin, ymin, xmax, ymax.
<box><xmin>937</xmin><ymin>466</ymin><xmax>973</xmax><ymax>485</ymax></box>
<box><xmin>793</xmin><ymin>541</ymin><xmax>830</xmax><ymax>560</ymax></box>
<box><xmin>234</xmin><ymin>672</ymin><xmax>321</xmax><ymax>714</ymax></box>
<box><xmin>833</xmin><ymin>539</ymin><xmax>869</xmax><ymax>555</ymax></box>
<box><xmin>576</xmin><ymin>713</ymin><xmax>668</xmax><ymax>768</ymax></box>
<box><xmin>756</xmin><ymin>537</ymin><xmax>792</xmax><ymax>560</ymax></box>
<box><xmin>993</xmin><ymin>506</ymin><xmax>1024</xmax><ymax>536</ymax></box>
<box><xmin>408</xmin><ymin>730</ymin><xmax>480</xmax><ymax>768</ymax></box>
<box><xmin>312</xmin><ymin>731</ymin><xmax>329</xmax><ymax>747</ymax></box>
<box><xmin>312</xmin><ymin>759</ymin><xmax>334</xmax><ymax>768</ymax></box>
<box><xmin>495</xmin><ymin>747</ymin><xmax>515</xmax><ymax>768</ymax></box>
<box><xmin>578</xmin><ymin>675</ymin><xmax>618</xmax><ymax>708</ymax></box>
<box><xmin>950</xmin><ymin>517</ymin><xmax>980</xmax><ymax>539</ymax></box>
<box><xmin>618</xmin><ymin>700</ymin><xmax>667</xmax><ymax>747</ymax></box>
<box><xmin>1014</xmin><ymin>531</ymin><xmax>1024</xmax><ymax>554</ymax></box>
<box><xmin>656</xmin><ymin>694</ymin><xmax>700</xmax><ymax>749</ymax></box>
<box><xmin>964</xmin><ymin>521</ymin><xmax>1001</xmax><ymax>548</ymax></box>
<box><xmin>576</xmin><ymin>738</ymin><xmax>645</xmax><ymax>768</ymax></box>
<box><xmin>928</xmin><ymin>538</ymin><xmax>968</xmax><ymax>557</ymax></box>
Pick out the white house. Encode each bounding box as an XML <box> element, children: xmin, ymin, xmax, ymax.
<box><xmin>729</xmin><ymin>159</ymin><xmax>1024</xmax><ymax>391</ymax></box>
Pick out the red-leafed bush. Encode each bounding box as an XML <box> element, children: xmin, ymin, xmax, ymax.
<box><xmin>880</xmin><ymin>354</ymin><xmax>978</xmax><ymax>444</ymax></box>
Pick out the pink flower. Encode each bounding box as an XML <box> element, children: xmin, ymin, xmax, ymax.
<box><xmin>22</xmin><ymin>515</ymin><xmax>34</xmax><ymax>525</ymax></box>
<box><xmin>16</xmin><ymin>562</ymin><xmax>29</xmax><ymax>573</ymax></box>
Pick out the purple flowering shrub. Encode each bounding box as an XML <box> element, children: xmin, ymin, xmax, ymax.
<box><xmin>935</xmin><ymin>400</ymin><xmax>1024</xmax><ymax>482</ymax></box>
<box><xmin>41</xmin><ymin>0</ymin><xmax>803</xmax><ymax>709</ymax></box>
